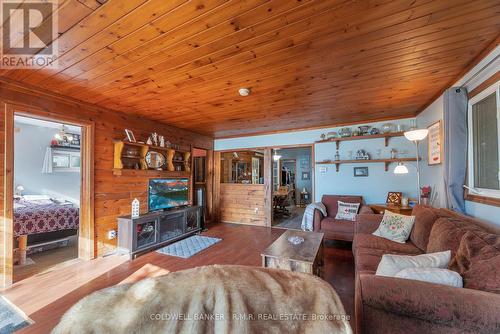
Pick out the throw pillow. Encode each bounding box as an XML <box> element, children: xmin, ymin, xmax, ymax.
<box><xmin>409</xmin><ymin>205</ymin><xmax>438</xmax><ymax>251</ymax></box>
<box><xmin>448</xmin><ymin>231</ymin><xmax>500</xmax><ymax>293</ymax></box>
<box><xmin>375</xmin><ymin>250</ymin><xmax>451</xmax><ymax>277</ymax></box>
<box><xmin>372</xmin><ymin>210</ymin><xmax>416</xmax><ymax>243</ymax></box>
<box><xmin>395</xmin><ymin>268</ymin><xmax>463</xmax><ymax>288</ymax></box>
<box><xmin>334</xmin><ymin>201</ymin><xmax>360</xmax><ymax>221</ymax></box>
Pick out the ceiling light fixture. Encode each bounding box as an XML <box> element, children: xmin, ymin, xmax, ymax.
<box><xmin>238</xmin><ymin>88</ymin><xmax>250</xmax><ymax>96</ymax></box>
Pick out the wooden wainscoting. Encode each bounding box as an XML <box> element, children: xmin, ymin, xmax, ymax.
<box><xmin>220</xmin><ymin>184</ymin><xmax>267</xmax><ymax>226</ymax></box>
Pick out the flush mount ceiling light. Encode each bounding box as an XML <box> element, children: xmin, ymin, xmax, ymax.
<box><xmin>238</xmin><ymin>88</ymin><xmax>250</xmax><ymax>96</ymax></box>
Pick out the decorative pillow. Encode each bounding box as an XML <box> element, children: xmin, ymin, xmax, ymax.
<box><xmin>375</xmin><ymin>250</ymin><xmax>451</xmax><ymax>277</ymax></box>
<box><xmin>372</xmin><ymin>210</ymin><xmax>416</xmax><ymax>243</ymax></box>
<box><xmin>395</xmin><ymin>268</ymin><xmax>463</xmax><ymax>288</ymax></box>
<box><xmin>409</xmin><ymin>205</ymin><xmax>438</xmax><ymax>251</ymax></box>
<box><xmin>334</xmin><ymin>201</ymin><xmax>360</xmax><ymax>221</ymax></box>
<box><xmin>448</xmin><ymin>231</ymin><xmax>500</xmax><ymax>293</ymax></box>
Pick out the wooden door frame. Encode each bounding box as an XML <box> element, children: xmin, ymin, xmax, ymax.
<box><xmin>1</xmin><ymin>102</ymin><xmax>95</xmax><ymax>287</ymax></box>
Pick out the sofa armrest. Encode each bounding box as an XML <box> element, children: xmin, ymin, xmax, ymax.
<box><xmin>313</xmin><ymin>209</ymin><xmax>323</xmax><ymax>232</ymax></box>
<box><xmin>355</xmin><ymin>214</ymin><xmax>382</xmax><ymax>235</ymax></box>
<box><xmin>359</xmin><ymin>274</ymin><xmax>500</xmax><ymax>333</ymax></box>
<box><xmin>359</xmin><ymin>205</ymin><xmax>373</xmax><ymax>214</ymax></box>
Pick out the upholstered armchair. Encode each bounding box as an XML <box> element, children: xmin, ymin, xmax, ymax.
<box><xmin>313</xmin><ymin>195</ymin><xmax>373</xmax><ymax>241</ymax></box>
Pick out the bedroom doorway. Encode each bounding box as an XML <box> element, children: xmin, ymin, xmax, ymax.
<box><xmin>271</xmin><ymin>146</ymin><xmax>313</xmax><ymax>230</ymax></box>
<box><xmin>12</xmin><ymin>115</ymin><xmax>83</xmax><ymax>282</ymax></box>
<box><xmin>1</xmin><ymin>103</ymin><xmax>94</xmax><ymax>288</ymax></box>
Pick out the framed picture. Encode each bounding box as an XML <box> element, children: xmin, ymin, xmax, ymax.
<box><xmin>386</xmin><ymin>191</ymin><xmax>402</xmax><ymax>206</ymax></box>
<box><xmin>353</xmin><ymin>167</ymin><xmax>368</xmax><ymax>177</ymax></box>
<box><xmin>427</xmin><ymin>120</ymin><xmax>442</xmax><ymax>165</ymax></box>
<box><xmin>125</xmin><ymin>129</ymin><xmax>136</xmax><ymax>142</ymax></box>
<box><xmin>301</xmin><ymin>171</ymin><xmax>310</xmax><ymax>180</ymax></box>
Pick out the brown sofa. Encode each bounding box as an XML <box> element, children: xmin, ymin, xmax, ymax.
<box><xmin>313</xmin><ymin>195</ymin><xmax>373</xmax><ymax>241</ymax></box>
<box><xmin>353</xmin><ymin>205</ymin><xmax>500</xmax><ymax>334</ymax></box>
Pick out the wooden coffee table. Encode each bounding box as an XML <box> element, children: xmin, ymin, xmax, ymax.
<box><xmin>261</xmin><ymin>230</ymin><xmax>324</xmax><ymax>276</ymax></box>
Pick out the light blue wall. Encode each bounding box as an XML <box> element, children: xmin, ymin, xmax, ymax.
<box><xmin>416</xmin><ymin>95</ymin><xmax>446</xmax><ymax>208</ymax></box>
<box><xmin>416</xmin><ymin>45</ymin><xmax>500</xmax><ymax>227</ymax></box>
<box><xmin>216</xmin><ymin>118</ymin><xmax>419</xmax><ymax>204</ymax></box>
<box><xmin>278</xmin><ymin>147</ymin><xmax>312</xmax><ymax>200</ymax></box>
<box><xmin>14</xmin><ymin>122</ymin><xmax>81</xmax><ymax>203</ymax></box>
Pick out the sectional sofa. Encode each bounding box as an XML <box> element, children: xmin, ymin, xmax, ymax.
<box><xmin>353</xmin><ymin>205</ymin><xmax>500</xmax><ymax>334</ymax></box>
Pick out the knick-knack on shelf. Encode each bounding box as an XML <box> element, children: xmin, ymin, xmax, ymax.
<box><xmin>131</xmin><ymin>198</ymin><xmax>140</xmax><ymax>218</ymax></box>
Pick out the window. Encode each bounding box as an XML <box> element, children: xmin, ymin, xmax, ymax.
<box><xmin>52</xmin><ymin>149</ymin><xmax>81</xmax><ymax>172</ymax></box>
<box><xmin>467</xmin><ymin>81</ymin><xmax>500</xmax><ymax>199</ymax></box>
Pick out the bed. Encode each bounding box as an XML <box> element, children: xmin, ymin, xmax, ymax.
<box><xmin>14</xmin><ymin>196</ymin><xmax>79</xmax><ymax>265</ymax></box>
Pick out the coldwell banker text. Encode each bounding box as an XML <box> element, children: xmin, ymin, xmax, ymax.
<box><xmin>1</xmin><ymin>0</ymin><xmax>58</xmax><ymax>69</ymax></box>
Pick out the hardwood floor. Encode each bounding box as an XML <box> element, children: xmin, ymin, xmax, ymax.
<box><xmin>2</xmin><ymin>223</ymin><xmax>355</xmax><ymax>333</ymax></box>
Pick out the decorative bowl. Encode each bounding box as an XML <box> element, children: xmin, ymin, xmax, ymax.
<box><xmin>381</xmin><ymin>123</ymin><xmax>395</xmax><ymax>133</ymax></box>
<box><xmin>288</xmin><ymin>236</ymin><xmax>305</xmax><ymax>245</ymax></box>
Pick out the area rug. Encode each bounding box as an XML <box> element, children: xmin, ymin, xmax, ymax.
<box><xmin>0</xmin><ymin>297</ymin><xmax>32</xmax><ymax>334</ymax></box>
<box><xmin>156</xmin><ymin>235</ymin><xmax>221</xmax><ymax>258</ymax></box>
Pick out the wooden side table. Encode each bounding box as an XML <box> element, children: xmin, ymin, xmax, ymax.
<box><xmin>370</xmin><ymin>204</ymin><xmax>414</xmax><ymax>216</ymax></box>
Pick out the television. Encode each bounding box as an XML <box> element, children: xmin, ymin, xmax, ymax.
<box><xmin>148</xmin><ymin>178</ymin><xmax>189</xmax><ymax>211</ymax></box>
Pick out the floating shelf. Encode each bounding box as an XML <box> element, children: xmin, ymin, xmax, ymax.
<box><xmin>315</xmin><ymin>132</ymin><xmax>405</xmax><ymax>149</ymax></box>
<box><xmin>316</xmin><ymin>158</ymin><xmax>419</xmax><ymax>172</ymax></box>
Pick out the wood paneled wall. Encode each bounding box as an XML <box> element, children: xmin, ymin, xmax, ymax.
<box><xmin>0</xmin><ymin>79</ymin><xmax>213</xmax><ymax>258</ymax></box>
<box><xmin>220</xmin><ymin>184</ymin><xmax>266</xmax><ymax>226</ymax></box>
<box><xmin>217</xmin><ymin>149</ymin><xmax>272</xmax><ymax>227</ymax></box>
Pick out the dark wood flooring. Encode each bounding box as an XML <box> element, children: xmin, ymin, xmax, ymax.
<box><xmin>4</xmin><ymin>223</ymin><xmax>355</xmax><ymax>333</ymax></box>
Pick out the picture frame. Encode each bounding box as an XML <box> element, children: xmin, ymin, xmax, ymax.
<box><xmin>125</xmin><ymin>129</ymin><xmax>136</xmax><ymax>142</ymax></box>
<box><xmin>300</xmin><ymin>158</ymin><xmax>310</xmax><ymax>169</ymax></box>
<box><xmin>301</xmin><ymin>171</ymin><xmax>310</xmax><ymax>180</ymax></box>
<box><xmin>353</xmin><ymin>167</ymin><xmax>368</xmax><ymax>177</ymax></box>
<box><xmin>386</xmin><ymin>191</ymin><xmax>403</xmax><ymax>206</ymax></box>
<box><xmin>427</xmin><ymin>120</ymin><xmax>442</xmax><ymax>165</ymax></box>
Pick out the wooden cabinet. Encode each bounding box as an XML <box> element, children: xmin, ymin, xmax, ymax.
<box><xmin>117</xmin><ymin>206</ymin><xmax>202</xmax><ymax>258</ymax></box>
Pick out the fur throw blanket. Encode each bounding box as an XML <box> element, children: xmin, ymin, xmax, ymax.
<box><xmin>52</xmin><ymin>265</ymin><xmax>352</xmax><ymax>334</ymax></box>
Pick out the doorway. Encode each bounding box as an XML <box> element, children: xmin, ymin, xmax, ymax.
<box><xmin>1</xmin><ymin>103</ymin><xmax>94</xmax><ymax>288</ymax></box>
<box><xmin>272</xmin><ymin>146</ymin><xmax>313</xmax><ymax>230</ymax></box>
<box><xmin>12</xmin><ymin>115</ymin><xmax>83</xmax><ymax>282</ymax></box>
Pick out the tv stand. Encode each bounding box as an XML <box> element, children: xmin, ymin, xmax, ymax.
<box><xmin>117</xmin><ymin>206</ymin><xmax>202</xmax><ymax>259</ymax></box>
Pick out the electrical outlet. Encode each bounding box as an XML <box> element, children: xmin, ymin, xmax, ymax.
<box><xmin>254</xmin><ymin>207</ymin><xmax>259</xmax><ymax>214</ymax></box>
<box><xmin>108</xmin><ymin>230</ymin><xmax>117</xmax><ymax>240</ymax></box>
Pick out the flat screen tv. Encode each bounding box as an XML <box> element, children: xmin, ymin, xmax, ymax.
<box><xmin>148</xmin><ymin>178</ymin><xmax>189</xmax><ymax>211</ymax></box>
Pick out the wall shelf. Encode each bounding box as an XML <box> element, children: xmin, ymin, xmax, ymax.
<box><xmin>316</xmin><ymin>158</ymin><xmax>419</xmax><ymax>172</ymax></box>
<box><xmin>315</xmin><ymin>132</ymin><xmax>405</xmax><ymax>150</ymax></box>
<box><xmin>113</xmin><ymin>140</ymin><xmax>191</xmax><ymax>175</ymax></box>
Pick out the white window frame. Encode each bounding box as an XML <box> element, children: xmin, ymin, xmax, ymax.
<box><xmin>467</xmin><ymin>81</ymin><xmax>500</xmax><ymax>199</ymax></box>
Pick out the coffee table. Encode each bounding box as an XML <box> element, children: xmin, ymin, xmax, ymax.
<box><xmin>261</xmin><ymin>230</ymin><xmax>324</xmax><ymax>276</ymax></box>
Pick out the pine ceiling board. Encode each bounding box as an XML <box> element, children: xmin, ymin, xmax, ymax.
<box><xmin>3</xmin><ymin>0</ymin><xmax>500</xmax><ymax>138</ymax></box>
<box><xmin>75</xmin><ymin>0</ymin><xmax>496</xmax><ymax>104</ymax></box>
<box><xmin>56</xmin><ymin>0</ymin><xmax>433</xmax><ymax>100</ymax></box>
<box><xmin>5</xmin><ymin>0</ymin><xmax>150</xmax><ymax>82</ymax></box>
<box><xmin>55</xmin><ymin>0</ymin><xmax>324</xmax><ymax>96</ymax></box>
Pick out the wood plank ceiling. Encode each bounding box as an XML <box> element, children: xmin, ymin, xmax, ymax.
<box><xmin>1</xmin><ymin>0</ymin><xmax>499</xmax><ymax>138</ymax></box>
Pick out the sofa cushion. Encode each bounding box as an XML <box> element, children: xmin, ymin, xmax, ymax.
<box><xmin>372</xmin><ymin>211</ymin><xmax>415</xmax><ymax>243</ymax></box>
<box><xmin>320</xmin><ymin>217</ymin><xmax>354</xmax><ymax>240</ymax></box>
<box><xmin>354</xmin><ymin>247</ymin><xmax>386</xmax><ymax>274</ymax></box>
<box><xmin>322</xmin><ymin>195</ymin><xmax>363</xmax><ymax>218</ymax></box>
<box><xmin>410</xmin><ymin>205</ymin><xmax>438</xmax><ymax>251</ymax></box>
<box><xmin>375</xmin><ymin>251</ymin><xmax>451</xmax><ymax>277</ymax></box>
<box><xmin>449</xmin><ymin>231</ymin><xmax>500</xmax><ymax>293</ymax></box>
<box><xmin>355</xmin><ymin>234</ymin><xmax>422</xmax><ymax>255</ymax></box>
<box><xmin>427</xmin><ymin>218</ymin><xmax>484</xmax><ymax>257</ymax></box>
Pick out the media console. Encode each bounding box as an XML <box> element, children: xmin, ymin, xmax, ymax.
<box><xmin>117</xmin><ymin>206</ymin><xmax>202</xmax><ymax>258</ymax></box>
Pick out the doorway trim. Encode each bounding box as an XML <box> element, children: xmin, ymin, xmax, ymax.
<box><xmin>1</xmin><ymin>102</ymin><xmax>95</xmax><ymax>287</ymax></box>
